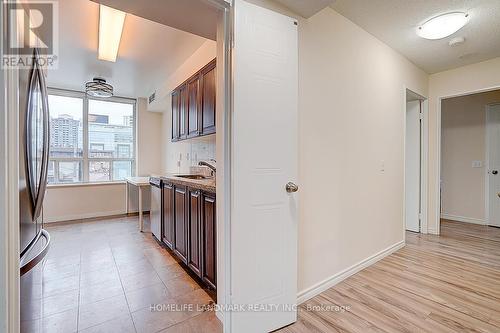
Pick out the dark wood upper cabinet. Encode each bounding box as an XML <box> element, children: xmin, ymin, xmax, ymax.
<box><xmin>174</xmin><ymin>186</ymin><xmax>188</xmax><ymax>264</ymax></box>
<box><xmin>171</xmin><ymin>90</ymin><xmax>180</xmax><ymax>141</ymax></box>
<box><xmin>171</xmin><ymin>58</ymin><xmax>216</xmax><ymax>141</ymax></box>
<box><xmin>200</xmin><ymin>60</ymin><xmax>216</xmax><ymax>135</ymax></box>
<box><xmin>187</xmin><ymin>75</ymin><xmax>201</xmax><ymax>138</ymax></box>
<box><xmin>162</xmin><ymin>182</ymin><xmax>175</xmax><ymax>250</ymax></box>
<box><xmin>187</xmin><ymin>189</ymin><xmax>202</xmax><ymax>277</ymax></box>
<box><xmin>202</xmin><ymin>192</ymin><xmax>216</xmax><ymax>290</ymax></box>
<box><xmin>179</xmin><ymin>85</ymin><xmax>188</xmax><ymax>140</ymax></box>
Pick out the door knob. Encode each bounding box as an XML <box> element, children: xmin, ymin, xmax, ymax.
<box><xmin>493</xmin><ymin>170</ymin><xmax>498</xmax><ymax>175</ymax></box>
<box><xmin>285</xmin><ymin>182</ymin><xmax>299</xmax><ymax>193</ymax></box>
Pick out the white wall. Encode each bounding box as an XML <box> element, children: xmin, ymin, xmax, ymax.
<box><xmin>297</xmin><ymin>7</ymin><xmax>428</xmax><ymax>297</ymax></box>
<box><xmin>441</xmin><ymin>90</ymin><xmax>500</xmax><ymax>224</ymax></box>
<box><xmin>43</xmin><ymin>97</ymin><xmax>162</xmax><ymax>222</ymax></box>
<box><xmin>160</xmin><ymin>40</ymin><xmax>217</xmax><ymax>174</ymax></box>
<box><xmin>428</xmin><ymin>56</ymin><xmax>500</xmax><ymax>234</ymax></box>
<box><xmin>137</xmin><ymin>97</ymin><xmax>163</xmax><ymax>176</ymax></box>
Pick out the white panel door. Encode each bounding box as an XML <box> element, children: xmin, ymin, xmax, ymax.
<box><xmin>231</xmin><ymin>0</ymin><xmax>298</xmax><ymax>332</ymax></box>
<box><xmin>405</xmin><ymin>100</ymin><xmax>421</xmax><ymax>232</ymax></box>
<box><xmin>488</xmin><ymin>104</ymin><xmax>500</xmax><ymax>227</ymax></box>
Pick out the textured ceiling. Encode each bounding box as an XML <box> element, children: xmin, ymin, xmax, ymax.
<box><xmin>48</xmin><ymin>0</ymin><xmax>208</xmax><ymax>98</ymax></box>
<box><xmin>330</xmin><ymin>0</ymin><xmax>500</xmax><ymax>73</ymax></box>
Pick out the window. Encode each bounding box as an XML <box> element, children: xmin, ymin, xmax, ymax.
<box><xmin>48</xmin><ymin>89</ymin><xmax>136</xmax><ymax>184</ymax></box>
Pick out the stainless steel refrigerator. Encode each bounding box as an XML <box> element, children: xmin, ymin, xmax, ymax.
<box><xmin>19</xmin><ymin>48</ymin><xmax>51</xmax><ymax>331</ymax></box>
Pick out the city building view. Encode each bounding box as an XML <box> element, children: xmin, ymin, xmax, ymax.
<box><xmin>47</xmin><ymin>94</ymin><xmax>135</xmax><ymax>183</ymax></box>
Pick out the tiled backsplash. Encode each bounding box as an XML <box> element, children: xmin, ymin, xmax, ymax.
<box><xmin>164</xmin><ymin>134</ymin><xmax>216</xmax><ymax>174</ymax></box>
<box><xmin>190</xmin><ymin>137</ymin><xmax>216</xmax><ymax>166</ymax></box>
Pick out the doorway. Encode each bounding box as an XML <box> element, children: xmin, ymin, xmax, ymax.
<box><xmin>3</xmin><ymin>0</ymin><xmax>301</xmax><ymax>332</ymax></box>
<box><xmin>486</xmin><ymin>103</ymin><xmax>500</xmax><ymax>227</ymax></box>
<box><xmin>405</xmin><ymin>89</ymin><xmax>426</xmax><ymax>233</ymax></box>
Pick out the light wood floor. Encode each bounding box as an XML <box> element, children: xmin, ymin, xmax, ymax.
<box><xmin>35</xmin><ymin>218</ymin><xmax>500</xmax><ymax>332</ymax></box>
<box><xmin>280</xmin><ymin>220</ymin><xmax>500</xmax><ymax>333</ymax></box>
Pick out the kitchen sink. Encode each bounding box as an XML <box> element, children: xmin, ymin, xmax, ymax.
<box><xmin>175</xmin><ymin>174</ymin><xmax>209</xmax><ymax>180</ymax></box>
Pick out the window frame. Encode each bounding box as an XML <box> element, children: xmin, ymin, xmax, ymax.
<box><xmin>47</xmin><ymin>87</ymin><xmax>137</xmax><ymax>185</ymax></box>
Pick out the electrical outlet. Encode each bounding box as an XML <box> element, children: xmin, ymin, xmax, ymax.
<box><xmin>472</xmin><ymin>161</ymin><xmax>483</xmax><ymax>168</ymax></box>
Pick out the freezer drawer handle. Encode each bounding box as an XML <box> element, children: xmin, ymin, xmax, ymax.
<box><xmin>20</xmin><ymin>229</ymin><xmax>51</xmax><ymax>276</ymax></box>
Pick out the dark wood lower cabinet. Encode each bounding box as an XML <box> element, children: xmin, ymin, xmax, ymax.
<box><xmin>161</xmin><ymin>183</ymin><xmax>216</xmax><ymax>290</ymax></box>
<box><xmin>162</xmin><ymin>183</ymin><xmax>175</xmax><ymax>250</ymax></box>
<box><xmin>174</xmin><ymin>186</ymin><xmax>188</xmax><ymax>264</ymax></box>
<box><xmin>187</xmin><ymin>190</ymin><xmax>202</xmax><ymax>277</ymax></box>
<box><xmin>201</xmin><ymin>192</ymin><xmax>217</xmax><ymax>290</ymax></box>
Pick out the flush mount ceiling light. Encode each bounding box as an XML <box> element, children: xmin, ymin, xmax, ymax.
<box><xmin>417</xmin><ymin>12</ymin><xmax>469</xmax><ymax>40</ymax></box>
<box><xmin>85</xmin><ymin>77</ymin><xmax>113</xmax><ymax>98</ymax></box>
<box><xmin>98</xmin><ymin>4</ymin><xmax>126</xmax><ymax>62</ymax></box>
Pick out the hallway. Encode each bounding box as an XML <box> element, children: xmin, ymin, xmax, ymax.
<box><xmin>282</xmin><ymin>220</ymin><xmax>500</xmax><ymax>332</ymax></box>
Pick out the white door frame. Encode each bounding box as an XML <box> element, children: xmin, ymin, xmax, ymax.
<box><xmin>1</xmin><ymin>1</ymin><xmax>21</xmax><ymax>331</ymax></box>
<box><xmin>485</xmin><ymin>102</ymin><xmax>500</xmax><ymax>226</ymax></box>
<box><xmin>434</xmin><ymin>86</ymin><xmax>500</xmax><ymax>234</ymax></box>
<box><xmin>403</xmin><ymin>87</ymin><xmax>428</xmax><ymax>236</ymax></box>
<box><xmin>175</xmin><ymin>3</ymin><xmax>235</xmax><ymax>331</ymax></box>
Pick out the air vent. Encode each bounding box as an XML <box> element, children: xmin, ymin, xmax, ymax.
<box><xmin>149</xmin><ymin>91</ymin><xmax>156</xmax><ymax>104</ymax></box>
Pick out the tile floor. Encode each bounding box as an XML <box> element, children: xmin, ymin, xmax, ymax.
<box><xmin>25</xmin><ymin>215</ymin><xmax>222</xmax><ymax>333</ymax></box>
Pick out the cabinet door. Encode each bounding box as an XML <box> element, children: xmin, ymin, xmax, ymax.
<box><xmin>179</xmin><ymin>84</ymin><xmax>188</xmax><ymax>140</ymax></box>
<box><xmin>174</xmin><ymin>186</ymin><xmax>188</xmax><ymax>264</ymax></box>
<box><xmin>162</xmin><ymin>183</ymin><xmax>175</xmax><ymax>250</ymax></box>
<box><xmin>202</xmin><ymin>192</ymin><xmax>216</xmax><ymax>289</ymax></box>
<box><xmin>187</xmin><ymin>189</ymin><xmax>202</xmax><ymax>277</ymax></box>
<box><xmin>187</xmin><ymin>75</ymin><xmax>201</xmax><ymax>138</ymax></box>
<box><xmin>171</xmin><ymin>89</ymin><xmax>180</xmax><ymax>141</ymax></box>
<box><xmin>200</xmin><ymin>60</ymin><xmax>216</xmax><ymax>135</ymax></box>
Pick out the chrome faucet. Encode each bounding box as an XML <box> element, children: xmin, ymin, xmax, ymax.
<box><xmin>198</xmin><ymin>160</ymin><xmax>216</xmax><ymax>177</ymax></box>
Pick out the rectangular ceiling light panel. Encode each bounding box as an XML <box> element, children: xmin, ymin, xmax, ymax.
<box><xmin>98</xmin><ymin>4</ymin><xmax>126</xmax><ymax>62</ymax></box>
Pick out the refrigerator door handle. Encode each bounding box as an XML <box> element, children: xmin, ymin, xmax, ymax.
<box><xmin>37</xmin><ymin>53</ymin><xmax>50</xmax><ymax>213</ymax></box>
<box><xmin>20</xmin><ymin>229</ymin><xmax>51</xmax><ymax>276</ymax></box>
<box><xmin>26</xmin><ymin>49</ymin><xmax>50</xmax><ymax>221</ymax></box>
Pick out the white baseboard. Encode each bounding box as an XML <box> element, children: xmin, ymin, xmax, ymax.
<box><xmin>296</xmin><ymin>240</ymin><xmax>405</xmax><ymax>304</ymax></box>
<box><xmin>44</xmin><ymin>210</ymin><xmax>126</xmax><ymax>223</ymax></box>
<box><xmin>441</xmin><ymin>213</ymin><xmax>487</xmax><ymax>225</ymax></box>
<box><xmin>427</xmin><ymin>227</ymin><xmax>439</xmax><ymax>235</ymax></box>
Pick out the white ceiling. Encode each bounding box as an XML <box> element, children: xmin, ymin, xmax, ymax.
<box><xmin>47</xmin><ymin>0</ymin><xmax>208</xmax><ymax>98</ymax></box>
<box><xmin>274</xmin><ymin>0</ymin><xmax>334</xmax><ymax>18</ymax></box>
<box><xmin>330</xmin><ymin>0</ymin><xmax>500</xmax><ymax>73</ymax></box>
<box><xmin>91</xmin><ymin>0</ymin><xmax>220</xmax><ymax>40</ymax></box>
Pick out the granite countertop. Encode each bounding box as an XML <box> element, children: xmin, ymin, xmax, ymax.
<box><xmin>160</xmin><ymin>174</ymin><xmax>216</xmax><ymax>193</ymax></box>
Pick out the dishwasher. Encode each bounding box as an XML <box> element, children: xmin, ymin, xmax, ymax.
<box><xmin>149</xmin><ymin>177</ymin><xmax>163</xmax><ymax>241</ymax></box>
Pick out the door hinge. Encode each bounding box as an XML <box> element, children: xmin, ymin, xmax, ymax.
<box><xmin>419</xmin><ymin>112</ymin><xmax>424</xmax><ymax>120</ymax></box>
